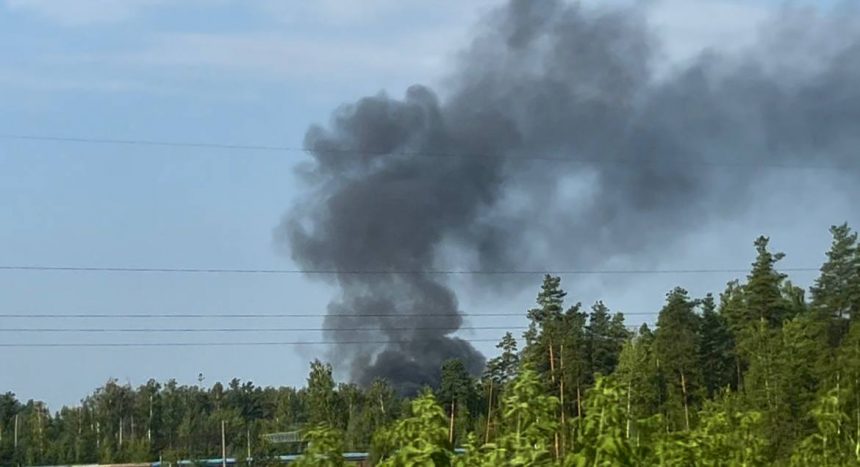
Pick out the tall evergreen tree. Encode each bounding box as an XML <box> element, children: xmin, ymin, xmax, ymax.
<box><xmin>616</xmin><ymin>327</ymin><xmax>662</xmax><ymax>439</ymax></box>
<box><xmin>586</xmin><ymin>301</ymin><xmax>615</xmax><ymax>377</ymax></box>
<box><xmin>812</xmin><ymin>224</ymin><xmax>860</xmax><ymax>326</ymax></box>
<box><xmin>438</xmin><ymin>359</ymin><xmax>476</xmax><ymax>445</ymax></box>
<box><xmin>609</xmin><ymin>312</ymin><xmax>632</xmax><ymax>355</ymax></box>
<box><xmin>741</xmin><ymin>238</ymin><xmax>791</xmax><ymax>414</ymax></box>
<box><xmin>698</xmin><ymin>293</ymin><xmax>736</xmax><ymax>396</ymax></box>
<box><xmin>654</xmin><ymin>287</ymin><xmax>703</xmax><ymax>432</ymax></box>
<box><xmin>9</xmin><ymin>227</ymin><xmax>860</xmax><ymax>466</ymax></box>
<box><xmin>523</xmin><ymin>275</ymin><xmax>567</xmax><ymax>377</ymax></box>
<box><xmin>306</xmin><ymin>360</ymin><xmax>338</xmax><ymax>427</ymax></box>
<box><xmin>746</xmin><ymin>236</ymin><xmax>790</xmax><ymax>328</ymax></box>
<box><xmin>767</xmin><ymin>315</ymin><xmax>818</xmax><ymax>457</ymax></box>
<box><xmin>719</xmin><ymin>280</ymin><xmax>748</xmax><ymax>390</ymax></box>
<box><xmin>811</xmin><ymin>223</ymin><xmax>860</xmax><ymax>379</ymax></box>
<box><xmin>528</xmin><ymin>275</ymin><xmax>567</xmax><ymax>326</ymax></box>
<box><xmin>558</xmin><ymin>304</ymin><xmax>589</xmax><ymax>420</ymax></box>
<box><xmin>0</xmin><ymin>392</ymin><xmax>21</xmax><ymax>465</ymax></box>
<box><xmin>835</xmin><ymin>320</ymin><xmax>860</xmax><ymax>463</ymax></box>
<box><xmin>522</xmin><ymin>275</ymin><xmax>570</xmax><ymax>394</ymax></box>
<box><xmin>484</xmin><ymin>332</ymin><xmax>519</xmax><ymax>387</ymax></box>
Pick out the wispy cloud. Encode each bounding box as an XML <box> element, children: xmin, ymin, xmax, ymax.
<box><xmin>128</xmin><ymin>32</ymin><xmax>446</xmax><ymax>79</ymax></box>
<box><xmin>2</xmin><ymin>0</ymin><xmax>491</xmax><ymax>27</ymax></box>
<box><xmin>257</xmin><ymin>0</ymin><xmax>419</xmax><ymax>26</ymax></box>
<box><xmin>86</xmin><ymin>29</ymin><xmax>470</xmax><ymax>100</ymax></box>
<box><xmin>1</xmin><ymin>0</ymin><xmax>780</xmax><ymax>97</ymax></box>
<box><xmin>4</xmin><ymin>0</ymin><xmax>169</xmax><ymax>25</ymax></box>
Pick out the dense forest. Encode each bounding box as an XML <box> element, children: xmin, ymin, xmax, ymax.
<box><xmin>2</xmin><ymin>225</ymin><xmax>860</xmax><ymax>466</ymax></box>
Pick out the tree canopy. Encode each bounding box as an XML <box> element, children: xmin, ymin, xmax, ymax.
<box><xmin>4</xmin><ymin>226</ymin><xmax>860</xmax><ymax>466</ymax></box>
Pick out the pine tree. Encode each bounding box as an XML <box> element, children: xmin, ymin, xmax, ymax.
<box><xmin>843</xmin><ymin>322</ymin><xmax>860</xmax><ymax>463</ymax></box>
<box><xmin>586</xmin><ymin>301</ymin><xmax>616</xmax><ymax>378</ymax></box>
<box><xmin>484</xmin><ymin>332</ymin><xmax>519</xmax><ymax>387</ymax></box>
<box><xmin>719</xmin><ymin>280</ymin><xmax>748</xmax><ymax>390</ymax></box>
<box><xmin>741</xmin><ymin>238</ymin><xmax>791</xmax><ymax>414</ymax></box>
<box><xmin>528</xmin><ymin>275</ymin><xmax>566</xmax><ymax>326</ymax></box>
<box><xmin>0</xmin><ymin>393</ymin><xmax>20</xmax><ymax>465</ymax></box>
<box><xmin>791</xmin><ymin>358</ymin><xmax>858</xmax><ymax>467</ymax></box>
<box><xmin>811</xmin><ymin>224</ymin><xmax>860</xmax><ymax>331</ymax></box>
<box><xmin>523</xmin><ymin>275</ymin><xmax>567</xmax><ymax>381</ymax></box>
<box><xmin>521</xmin><ymin>273</ymin><xmax>574</xmax><ymax>445</ymax></box>
<box><xmin>306</xmin><ymin>360</ymin><xmax>338</xmax><ymax>426</ymax></box>
<box><xmin>698</xmin><ymin>293</ymin><xmax>736</xmax><ymax>396</ymax></box>
<box><xmin>558</xmin><ymin>304</ymin><xmax>589</xmax><ymax>421</ymax></box>
<box><xmin>783</xmin><ymin>319</ymin><xmax>860</xmax><ymax>464</ymax></box>
<box><xmin>746</xmin><ymin>236</ymin><xmax>790</xmax><ymax>328</ymax></box>
<box><xmin>616</xmin><ymin>329</ymin><xmax>662</xmax><ymax>440</ymax></box>
<box><xmin>767</xmin><ymin>315</ymin><xmax>818</xmax><ymax>457</ymax></box>
<box><xmin>653</xmin><ymin>287</ymin><xmax>703</xmax><ymax>432</ymax></box>
<box><xmin>609</xmin><ymin>312</ymin><xmax>632</xmax><ymax>358</ymax></box>
<box><xmin>810</xmin><ymin>224</ymin><xmax>860</xmax><ymax>391</ymax></box>
<box><xmin>438</xmin><ymin>359</ymin><xmax>477</xmax><ymax>446</ymax></box>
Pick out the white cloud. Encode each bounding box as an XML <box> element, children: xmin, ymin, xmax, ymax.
<box><xmin>257</xmin><ymin>0</ymin><xmax>411</xmax><ymax>26</ymax></box>
<box><xmin>257</xmin><ymin>0</ymin><xmax>498</xmax><ymax>26</ymax></box>
<box><xmin>4</xmin><ymin>0</ymin><xmax>169</xmax><ymax>25</ymax></box>
<box><xmin>4</xmin><ymin>0</ymin><xmax>785</xmax><ymax>97</ymax></box>
<box><xmin>118</xmin><ymin>30</ymin><xmax>458</xmax><ymax>93</ymax></box>
<box><xmin>3</xmin><ymin>0</ymin><xmax>496</xmax><ymax>27</ymax></box>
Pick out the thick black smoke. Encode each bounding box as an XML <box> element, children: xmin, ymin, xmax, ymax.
<box><xmin>278</xmin><ymin>0</ymin><xmax>860</xmax><ymax>393</ymax></box>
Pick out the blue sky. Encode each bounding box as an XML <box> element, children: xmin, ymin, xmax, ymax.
<box><xmin>0</xmin><ymin>0</ymin><xmax>853</xmax><ymax>409</ymax></box>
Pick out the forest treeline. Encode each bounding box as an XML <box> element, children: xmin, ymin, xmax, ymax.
<box><xmin>2</xmin><ymin>225</ymin><xmax>860</xmax><ymax>465</ymax></box>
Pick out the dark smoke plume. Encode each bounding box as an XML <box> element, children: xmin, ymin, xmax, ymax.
<box><xmin>278</xmin><ymin>0</ymin><xmax>860</xmax><ymax>393</ymax></box>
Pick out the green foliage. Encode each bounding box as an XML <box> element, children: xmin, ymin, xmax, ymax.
<box><xmin>373</xmin><ymin>391</ymin><xmax>454</xmax><ymax>466</ymax></box>
<box><xmin>523</xmin><ymin>274</ymin><xmax>570</xmax><ymax>379</ymax></box>
<box><xmin>568</xmin><ymin>376</ymin><xmax>639</xmax><ymax>466</ymax></box>
<box><xmin>292</xmin><ymin>424</ymin><xmax>346</xmax><ymax>467</ymax></box>
<box><xmin>307</xmin><ymin>360</ymin><xmax>339</xmax><ymax>426</ymax></box>
<box><xmin>654</xmin><ymin>287</ymin><xmax>703</xmax><ymax>431</ymax></box>
<box><xmin>746</xmin><ymin>236</ymin><xmax>791</xmax><ymax>328</ymax></box>
<box><xmin>615</xmin><ymin>331</ymin><xmax>662</xmax><ymax>433</ymax></box>
<box><xmin>438</xmin><ymin>359</ymin><xmax>478</xmax><ymax>446</ymax></box>
<box><xmin>699</xmin><ymin>293</ymin><xmax>737</xmax><ymax>396</ymax></box>
<box><xmin>683</xmin><ymin>394</ymin><xmax>767</xmax><ymax>466</ymax></box>
<box><xmin>794</xmin><ymin>320</ymin><xmax>860</xmax><ymax>466</ymax></box>
<box><xmin>499</xmin><ymin>366</ymin><xmax>559</xmax><ymax>463</ymax></box>
<box><xmin>484</xmin><ymin>332</ymin><xmax>519</xmax><ymax>387</ymax></box>
<box><xmin>10</xmin><ymin>227</ymin><xmax>860</xmax><ymax>466</ymax></box>
<box><xmin>812</xmin><ymin>224</ymin><xmax>860</xmax><ymax>329</ymax></box>
<box><xmin>586</xmin><ymin>302</ymin><xmax>629</xmax><ymax>378</ymax></box>
<box><xmin>460</xmin><ymin>366</ymin><xmax>559</xmax><ymax>466</ymax></box>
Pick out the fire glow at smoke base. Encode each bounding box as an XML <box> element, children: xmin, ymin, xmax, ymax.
<box><xmin>277</xmin><ymin>0</ymin><xmax>860</xmax><ymax>393</ymax></box>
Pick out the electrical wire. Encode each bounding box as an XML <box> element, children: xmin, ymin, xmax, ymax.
<box><xmin>0</xmin><ymin>133</ymin><xmax>854</xmax><ymax>170</ymax></box>
<box><xmin>0</xmin><ymin>326</ymin><xmax>528</xmax><ymax>333</ymax></box>
<box><xmin>0</xmin><ymin>311</ymin><xmax>658</xmax><ymax>318</ymax></box>
<box><xmin>0</xmin><ymin>338</ymin><xmax>503</xmax><ymax>348</ymax></box>
<box><xmin>0</xmin><ymin>265</ymin><xmax>821</xmax><ymax>275</ymax></box>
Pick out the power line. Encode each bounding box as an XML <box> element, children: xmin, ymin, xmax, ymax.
<box><xmin>0</xmin><ymin>326</ymin><xmax>529</xmax><ymax>333</ymax></box>
<box><xmin>0</xmin><ymin>133</ymin><xmax>853</xmax><ymax>170</ymax></box>
<box><xmin>0</xmin><ymin>133</ymin><xmax>296</xmax><ymax>153</ymax></box>
<box><xmin>0</xmin><ymin>311</ymin><xmax>658</xmax><ymax>319</ymax></box>
<box><xmin>0</xmin><ymin>265</ymin><xmax>821</xmax><ymax>275</ymax></box>
<box><xmin>0</xmin><ymin>338</ymin><xmax>503</xmax><ymax>348</ymax></box>
<box><xmin>0</xmin><ymin>313</ymin><xmax>516</xmax><ymax>318</ymax></box>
